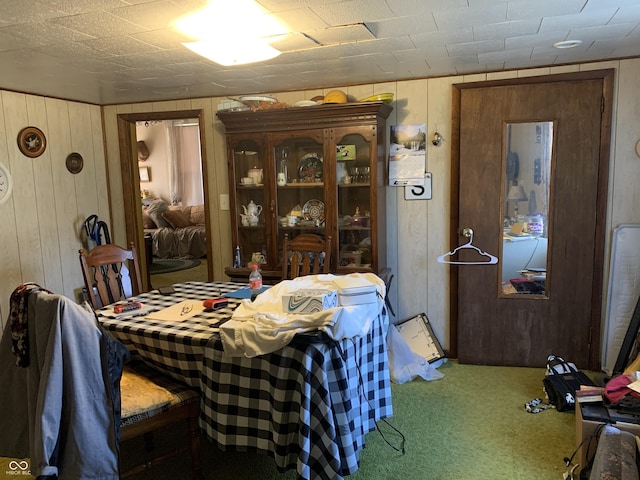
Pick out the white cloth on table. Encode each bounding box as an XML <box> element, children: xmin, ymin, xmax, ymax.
<box><xmin>220</xmin><ymin>273</ymin><xmax>385</xmax><ymax>357</ymax></box>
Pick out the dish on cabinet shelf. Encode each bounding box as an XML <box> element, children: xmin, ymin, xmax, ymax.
<box><xmin>298</xmin><ymin>153</ymin><xmax>323</xmax><ymax>181</ymax></box>
<box><xmin>302</xmin><ymin>199</ymin><xmax>325</xmax><ymax>222</ymax></box>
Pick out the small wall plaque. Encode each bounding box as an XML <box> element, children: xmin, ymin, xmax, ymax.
<box><xmin>17</xmin><ymin>126</ymin><xmax>46</xmax><ymax>158</ymax></box>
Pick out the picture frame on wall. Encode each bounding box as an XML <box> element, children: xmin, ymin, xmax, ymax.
<box><xmin>139</xmin><ymin>166</ymin><xmax>150</xmax><ymax>182</ymax></box>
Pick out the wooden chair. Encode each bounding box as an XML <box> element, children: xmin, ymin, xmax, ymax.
<box><xmin>79</xmin><ymin>242</ymin><xmax>142</xmax><ymax>309</ymax></box>
<box><xmin>79</xmin><ymin>244</ymin><xmax>202</xmax><ymax>479</ymax></box>
<box><xmin>282</xmin><ymin>233</ymin><xmax>332</xmax><ymax>279</ymax></box>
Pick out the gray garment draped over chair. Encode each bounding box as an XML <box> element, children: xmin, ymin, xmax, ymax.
<box><xmin>0</xmin><ymin>290</ymin><xmax>127</xmax><ymax>479</ymax></box>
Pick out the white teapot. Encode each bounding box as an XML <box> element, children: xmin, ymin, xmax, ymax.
<box><xmin>242</xmin><ymin>200</ymin><xmax>263</xmax><ymax>217</ymax></box>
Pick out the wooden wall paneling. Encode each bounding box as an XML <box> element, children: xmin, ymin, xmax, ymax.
<box><xmin>69</xmin><ymin>102</ymin><xmax>99</xmax><ymax>235</ymax></box>
<box><xmin>427</xmin><ymin>76</ymin><xmax>455</xmax><ymax>351</ymax></box>
<box><xmin>45</xmin><ymin>97</ymin><xmax>80</xmax><ymax>299</ymax></box>
<box><xmin>191</xmin><ymin>98</ymin><xmax>225</xmax><ymax>280</ymax></box>
<box><xmin>90</xmin><ymin>106</ymin><xmax>110</xmax><ymax>223</ymax></box>
<box><xmin>28</xmin><ymin>96</ymin><xmax>63</xmax><ymax>295</ymax></box>
<box><xmin>104</xmin><ymin>104</ymin><xmax>131</xmax><ymax>247</ymax></box>
<box><xmin>0</xmin><ymin>92</ymin><xmax>22</xmax><ymax>327</ymax></box>
<box><xmin>395</xmin><ymin>79</ymin><xmax>428</xmax><ymax>324</ymax></box>
<box><xmin>208</xmin><ymin>97</ymin><xmax>233</xmax><ymax>279</ymax></box>
<box><xmin>5</xmin><ymin>93</ymin><xmax>45</xmax><ymax>288</ymax></box>
<box><xmin>610</xmin><ymin>60</ymin><xmax>640</xmax><ymax>229</ymax></box>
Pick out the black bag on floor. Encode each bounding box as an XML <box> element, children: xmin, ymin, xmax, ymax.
<box><xmin>543</xmin><ymin>355</ymin><xmax>596</xmax><ymax>412</ymax></box>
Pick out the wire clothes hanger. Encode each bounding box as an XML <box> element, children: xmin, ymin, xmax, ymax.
<box><xmin>437</xmin><ymin>228</ymin><xmax>498</xmax><ymax>265</ymax></box>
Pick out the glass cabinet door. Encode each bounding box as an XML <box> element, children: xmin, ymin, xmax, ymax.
<box><xmin>230</xmin><ymin>138</ymin><xmax>268</xmax><ymax>268</ymax></box>
<box><xmin>272</xmin><ymin>132</ymin><xmax>326</xmax><ymax>269</ymax></box>
<box><xmin>335</xmin><ymin>132</ymin><xmax>373</xmax><ymax>271</ymax></box>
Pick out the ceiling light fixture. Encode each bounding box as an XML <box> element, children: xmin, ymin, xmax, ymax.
<box><xmin>175</xmin><ymin>0</ymin><xmax>287</xmax><ymax>66</ymax></box>
<box><xmin>553</xmin><ymin>40</ymin><xmax>582</xmax><ymax>49</ymax></box>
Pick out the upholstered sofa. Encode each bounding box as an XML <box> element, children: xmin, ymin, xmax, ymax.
<box><xmin>143</xmin><ymin>198</ymin><xmax>207</xmax><ymax>259</ymax></box>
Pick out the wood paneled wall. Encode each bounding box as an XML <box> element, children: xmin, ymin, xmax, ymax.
<box><xmin>2</xmin><ymin>58</ymin><xmax>639</xmax><ymax>352</ymax></box>
<box><xmin>0</xmin><ymin>92</ymin><xmax>107</xmax><ymax>328</ymax></box>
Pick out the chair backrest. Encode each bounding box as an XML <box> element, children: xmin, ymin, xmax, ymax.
<box><xmin>282</xmin><ymin>233</ymin><xmax>332</xmax><ymax>279</ymax></box>
<box><xmin>79</xmin><ymin>243</ymin><xmax>142</xmax><ymax>309</ymax></box>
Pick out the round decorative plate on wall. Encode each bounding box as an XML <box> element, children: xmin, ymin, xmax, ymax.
<box><xmin>0</xmin><ymin>162</ymin><xmax>13</xmax><ymax>205</ymax></box>
<box><xmin>17</xmin><ymin>126</ymin><xmax>46</xmax><ymax>158</ymax></box>
<box><xmin>66</xmin><ymin>152</ymin><xmax>84</xmax><ymax>174</ymax></box>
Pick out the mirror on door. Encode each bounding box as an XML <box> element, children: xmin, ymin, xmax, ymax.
<box><xmin>500</xmin><ymin>121</ymin><xmax>555</xmax><ymax>297</ymax></box>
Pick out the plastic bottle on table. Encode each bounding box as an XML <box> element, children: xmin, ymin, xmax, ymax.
<box><xmin>249</xmin><ymin>263</ymin><xmax>262</xmax><ymax>299</ymax></box>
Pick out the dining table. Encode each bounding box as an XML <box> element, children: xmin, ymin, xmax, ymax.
<box><xmin>97</xmin><ymin>280</ymin><xmax>393</xmax><ymax>480</ymax></box>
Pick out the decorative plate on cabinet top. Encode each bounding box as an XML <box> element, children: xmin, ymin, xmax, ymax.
<box><xmin>302</xmin><ymin>199</ymin><xmax>325</xmax><ymax>222</ymax></box>
<box><xmin>298</xmin><ymin>153</ymin><xmax>323</xmax><ymax>181</ymax></box>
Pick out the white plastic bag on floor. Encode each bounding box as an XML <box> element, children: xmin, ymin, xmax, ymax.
<box><xmin>387</xmin><ymin>324</ymin><xmax>445</xmax><ymax>383</ymax></box>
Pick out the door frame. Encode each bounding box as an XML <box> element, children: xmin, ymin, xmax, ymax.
<box><xmin>116</xmin><ymin>109</ymin><xmax>212</xmax><ymax>290</ymax></box>
<box><xmin>449</xmin><ymin>69</ymin><xmax>614</xmax><ymax>369</ymax></box>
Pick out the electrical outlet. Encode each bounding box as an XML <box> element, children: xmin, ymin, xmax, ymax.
<box><xmin>220</xmin><ymin>194</ymin><xmax>229</xmax><ymax>210</ymax></box>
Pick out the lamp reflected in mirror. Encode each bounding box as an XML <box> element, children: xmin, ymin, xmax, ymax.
<box><xmin>507</xmin><ymin>183</ymin><xmax>528</xmax><ymax>222</ymax></box>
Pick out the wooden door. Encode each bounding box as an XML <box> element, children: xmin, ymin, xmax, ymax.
<box><xmin>454</xmin><ymin>72</ymin><xmax>613</xmax><ymax>369</ymax></box>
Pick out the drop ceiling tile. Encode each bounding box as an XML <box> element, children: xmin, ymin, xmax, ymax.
<box><xmin>34</xmin><ymin>41</ymin><xmax>116</xmax><ymax>59</ymax></box>
<box><xmin>109</xmin><ymin>0</ymin><xmax>188</xmax><ymax>30</ymax></box>
<box><xmin>506</xmin><ymin>0</ymin><xmax>585</xmax><ymax>21</ymax></box>
<box><xmin>128</xmin><ymin>29</ymin><xmax>191</xmax><ymax>49</ymax></box>
<box><xmin>271</xmin><ymin>6</ymin><xmax>327</xmax><ymax>32</ymax></box>
<box><xmin>0</xmin><ymin>0</ymin><xmax>66</xmax><ymax>25</ymax></box>
<box><xmin>386</xmin><ymin>0</ymin><xmax>467</xmax><ymax>16</ymax></box>
<box><xmin>82</xmin><ymin>35</ymin><xmax>161</xmax><ymax>56</ymax></box>
<box><xmin>2</xmin><ymin>21</ymin><xmax>95</xmax><ymax>44</ymax></box>
<box><xmin>49</xmin><ymin>11</ymin><xmax>148</xmax><ymax>37</ymax></box>
<box><xmin>433</xmin><ymin>3</ymin><xmax>507</xmax><ymax>31</ymax></box>
<box><xmin>568</xmin><ymin>22</ymin><xmax>638</xmax><ymax>40</ymax></box>
<box><xmin>367</xmin><ymin>15</ymin><xmax>437</xmax><ymax>38</ymax></box>
<box><xmin>411</xmin><ymin>28</ymin><xmax>474</xmax><ymax>48</ymax></box>
<box><xmin>35</xmin><ymin>0</ymin><xmax>124</xmax><ymax>15</ymax></box>
<box><xmin>479</xmin><ymin>47</ymin><xmax>534</xmax><ymax>63</ymax></box>
<box><xmin>473</xmin><ymin>19</ymin><xmax>541</xmax><ymax>41</ymax></box>
<box><xmin>447</xmin><ymin>39</ymin><xmax>504</xmax><ymax>57</ymax></box>
<box><xmin>309</xmin><ymin>0</ymin><xmax>395</xmax><ymax>26</ymax></box>
<box><xmin>270</xmin><ymin>32</ymin><xmax>320</xmax><ymax>52</ymax></box>
<box><xmin>540</xmin><ymin>9</ymin><xmax>617</xmax><ymax>32</ymax></box>
<box><xmin>307</xmin><ymin>23</ymin><xmax>375</xmax><ymax>45</ymax></box>
<box><xmin>350</xmin><ymin>36</ymin><xmax>415</xmax><ymax>55</ymax></box>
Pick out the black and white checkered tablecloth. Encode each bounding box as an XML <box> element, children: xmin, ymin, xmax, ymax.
<box><xmin>98</xmin><ymin>281</ymin><xmax>242</xmax><ymax>387</ymax></box>
<box><xmin>98</xmin><ymin>281</ymin><xmax>392</xmax><ymax>480</ymax></box>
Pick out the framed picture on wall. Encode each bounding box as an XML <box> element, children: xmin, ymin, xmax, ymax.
<box><xmin>139</xmin><ymin>166</ymin><xmax>150</xmax><ymax>182</ymax></box>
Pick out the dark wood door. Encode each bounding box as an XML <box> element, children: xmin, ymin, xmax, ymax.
<box><xmin>455</xmin><ymin>73</ymin><xmax>612</xmax><ymax>368</ymax></box>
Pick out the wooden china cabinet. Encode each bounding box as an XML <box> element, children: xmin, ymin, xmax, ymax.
<box><xmin>218</xmin><ymin>101</ymin><xmax>392</xmax><ymax>283</ymax></box>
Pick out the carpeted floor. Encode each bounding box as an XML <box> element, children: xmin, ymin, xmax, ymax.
<box><xmin>118</xmin><ymin>360</ymin><xmax>578</xmax><ymax>480</ymax></box>
<box><xmin>0</xmin><ymin>361</ymin><xmax>581</xmax><ymax>480</ymax></box>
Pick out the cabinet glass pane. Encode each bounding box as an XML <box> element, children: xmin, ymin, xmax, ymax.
<box><xmin>336</xmin><ymin>133</ymin><xmax>372</xmax><ymax>269</ymax></box>
<box><xmin>274</xmin><ymin>136</ymin><xmax>325</xmax><ymax>268</ymax></box>
<box><xmin>232</xmin><ymin>140</ymin><xmax>267</xmax><ymax>268</ymax></box>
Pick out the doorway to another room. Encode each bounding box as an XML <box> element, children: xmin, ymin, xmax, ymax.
<box><xmin>117</xmin><ymin>110</ymin><xmax>212</xmax><ymax>291</ymax></box>
<box><xmin>136</xmin><ymin>118</ymin><xmax>208</xmax><ymax>287</ymax></box>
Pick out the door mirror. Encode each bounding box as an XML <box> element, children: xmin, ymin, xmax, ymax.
<box><xmin>500</xmin><ymin>121</ymin><xmax>554</xmax><ymax>296</ymax></box>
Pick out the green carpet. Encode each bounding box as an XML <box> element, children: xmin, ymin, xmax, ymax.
<box><xmin>0</xmin><ymin>361</ymin><xmax>579</xmax><ymax>480</ymax></box>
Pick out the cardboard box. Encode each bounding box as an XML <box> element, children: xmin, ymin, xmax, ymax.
<box><xmin>283</xmin><ymin>289</ymin><xmax>337</xmax><ymax>313</ymax></box>
<box><xmin>575</xmin><ymin>402</ymin><xmax>640</xmax><ymax>471</ymax></box>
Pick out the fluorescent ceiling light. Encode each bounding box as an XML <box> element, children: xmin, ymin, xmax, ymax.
<box><xmin>175</xmin><ymin>0</ymin><xmax>287</xmax><ymax>65</ymax></box>
<box><xmin>184</xmin><ymin>40</ymin><xmax>281</xmax><ymax>66</ymax></box>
